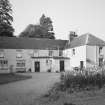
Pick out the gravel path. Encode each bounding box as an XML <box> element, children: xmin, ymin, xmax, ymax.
<box><xmin>0</xmin><ymin>73</ymin><xmax>60</xmax><ymax>105</ymax></box>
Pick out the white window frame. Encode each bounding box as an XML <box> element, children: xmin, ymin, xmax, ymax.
<box><xmin>16</xmin><ymin>60</ymin><xmax>25</xmax><ymax>67</ymax></box>
<box><xmin>16</xmin><ymin>49</ymin><xmax>22</xmax><ymax>58</ymax></box>
<box><xmin>49</xmin><ymin>50</ymin><xmax>53</xmax><ymax>56</ymax></box>
<box><xmin>0</xmin><ymin>60</ymin><xmax>8</xmax><ymax>67</ymax></box>
<box><xmin>0</xmin><ymin>49</ymin><xmax>4</xmax><ymax>58</ymax></box>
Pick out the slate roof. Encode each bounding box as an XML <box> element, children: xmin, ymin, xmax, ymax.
<box><xmin>0</xmin><ymin>37</ymin><xmax>67</xmax><ymax>50</ymax></box>
<box><xmin>68</xmin><ymin>33</ymin><xmax>105</xmax><ymax>48</ymax></box>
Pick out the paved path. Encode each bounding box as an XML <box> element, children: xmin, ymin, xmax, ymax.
<box><xmin>0</xmin><ymin>73</ymin><xmax>60</xmax><ymax>105</ymax></box>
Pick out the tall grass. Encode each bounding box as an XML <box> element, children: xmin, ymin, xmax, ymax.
<box><xmin>60</xmin><ymin>68</ymin><xmax>105</xmax><ymax>91</ymax></box>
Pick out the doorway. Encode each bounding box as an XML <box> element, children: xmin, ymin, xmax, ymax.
<box><xmin>99</xmin><ymin>58</ymin><xmax>103</xmax><ymax>67</ymax></box>
<box><xmin>80</xmin><ymin>61</ymin><xmax>84</xmax><ymax>69</ymax></box>
<box><xmin>35</xmin><ymin>61</ymin><xmax>40</xmax><ymax>72</ymax></box>
<box><xmin>60</xmin><ymin>60</ymin><xmax>65</xmax><ymax>72</ymax></box>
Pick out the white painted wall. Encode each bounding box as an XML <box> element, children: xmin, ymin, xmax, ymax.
<box><xmin>86</xmin><ymin>45</ymin><xmax>105</xmax><ymax>67</ymax></box>
<box><xmin>86</xmin><ymin>45</ymin><xmax>98</xmax><ymax>67</ymax></box>
<box><xmin>102</xmin><ymin>47</ymin><xmax>105</xmax><ymax>60</ymax></box>
<box><xmin>65</xmin><ymin>45</ymin><xmax>86</xmax><ymax>69</ymax></box>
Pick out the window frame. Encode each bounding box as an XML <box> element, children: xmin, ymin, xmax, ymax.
<box><xmin>49</xmin><ymin>50</ymin><xmax>53</xmax><ymax>56</ymax></box>
<box><xmin>72</xmin><ymin>48</ymin><xmax>75</xmax><ymax>55</ymax></box>
<box><xmin>16</xmin><ymin>60</ymin><xmax>25</xmax><ymax>67</ymax></box>
<box><xmin>59</xmin><ymin>50</ymin><xmax>63</xmax><ymax>56</ymax></box>
<box><xmin>0</xmin><ymin>60</ymin><xmax>8</xmax><ymax>67</ymax></box>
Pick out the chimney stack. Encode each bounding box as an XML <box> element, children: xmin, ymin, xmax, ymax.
<box><xmin>69</xmin><ymin>31</ymin><xmax>78</xmax><ymax>42</ymax></box>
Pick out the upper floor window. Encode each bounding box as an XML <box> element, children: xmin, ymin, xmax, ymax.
<box><xmin>0</xmin><ymin>52</ymin><xmax>4</xmax><ymax>58</ymax></box>
<box><xmin>72</xmin><ymin>49</ymin><xmax>75</xmax><ymax>55</ymax></box>
<box><xmin>0</xmin><ymin>49</ymin><xmax>4</xmax><ymax>58</ymax></box>
<box><xmin>99</xmin><ymin>47</ymin><xmax>103</xmax><ymax>54</ymax></box>
<box><xmin>16</xmin><ymin>49</ymin><xmax>22</xmax><ymax>58</ymax></box>
<box><xmin>16</xmin><ymin>53</ymin><xmax>22</xmax><ymax>58</ymax></box>
<box><xmin>49</xmin><ymin>50</ymin><xmax>53</xmax><ymax>56</ymax></box>
<box><xmin>59</xmin><ymin>50</ymin><xmax>63</xmax><ymax>56</ymax></box>
<box><xmin>33</xmin><ymin>50</ymin><xmax>38</xmax><ymax>57</ymax></box>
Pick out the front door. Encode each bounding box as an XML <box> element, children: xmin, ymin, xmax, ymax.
<box><xmin>60</xmin><ymin>60</ymin><xmax>65</xmax><ymax>72</ymax></box>
<box><xmin>35</xmin><ymin>61</ymin><xmax>40</xmax><ymax>72</ymax></box>
<box><xmin>80</xmin><ymin>61</ymin><xmax>84</xmax><ymax>69</ymax></box>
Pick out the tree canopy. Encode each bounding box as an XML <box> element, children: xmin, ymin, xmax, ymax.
<box><xmin>19</xmin><ymin>14</ymin><xmax>55</xmax><ymax>39</ymax></box>
<box><xmin>0</xmin><ymin>0</ymin><xmax>14</xmax><ymax>37</ymax></box>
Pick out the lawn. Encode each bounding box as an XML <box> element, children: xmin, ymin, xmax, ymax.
<box><xmin>0</xmin><ymin>73</ymin><xmax>32</xmax><ymax>85</ymax></box>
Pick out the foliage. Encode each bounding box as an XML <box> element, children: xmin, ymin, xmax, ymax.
<box><xmin>0</xmin><ymin>0</ymin><xmax>14</xmax><ymax>37</ymax></box>
<box><xmin>19</xmin><ymin>14</ymin><xmax>55</xmax><ymax>39</ymax></box>
<box><xmin>60</xmin><ymin>69</ymin><xmax>105</xmax><ymax>92</ymax></box>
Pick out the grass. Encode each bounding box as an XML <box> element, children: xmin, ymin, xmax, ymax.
<box><xmin>35</xmin><ymin>68</ymin><xmax>105</xmax><ymax>105</ymax></box>
<box><xmin>0</xmin><ymin>73</ymin><xmax>32</xmax><ymax>85</ymax></box>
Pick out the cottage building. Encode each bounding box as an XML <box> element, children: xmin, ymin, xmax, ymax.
<box><xmin>0</xmin><ymin>33</ymin><xmax>105</xmax><ymax>73</ymax></box>
<box><xmin>0</xmin><ymin>37</ymin><xmax>70</xmax><ymax>73</ymax></box>
<box><xmin>65</xmin><ymin>33</ymin><xmax>105</xmax><ymax>69</ymax></box>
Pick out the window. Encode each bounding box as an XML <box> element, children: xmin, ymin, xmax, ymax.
<box><xmin>72</xmin><ymin>49</ymin><xmax>75</xmax><ymax>55</ymax></box>
<box><xmin>59</xmin><ymin>50</ymin><xmax>63</xmax><ymax>56</ymax></box>
<box><xmin>16</xmin><ymin>60</ymin><xmax>25</xmax><ymax>67</ymax></box>
<box><xmin>46</xmin><ymin>59</ymin><xmax>49</xmax><ymax>64</ymax></box>
<box><xmin>0</xmin><ymin>60</ymin><xmax>8</xmax><ymax>67</ymax></box>
<box><xmin>0</xmin><ymin>49</ymin><xmax>4</xmax><ymax>58</ymax></box>
<box><xmin>16</xmin><ymin>49</ymin><xmax>22</xmax><ymax>58</ymax></box>
<box><xmin>99</xmin><ymin>47</ymin><xmax>103</xmax><ymax>54</ymax></box>
<box><xmin>16</xmin><ymin>53</ymin><xmax>22</xmax><ymax>58</ymax></box>
<box><xmin>33</xmin><ymin>50</ymin><xmax>38</xmax><ymax>57</ymax></box>
<box><xmin>49</xmin><ymin>50</ymin><xmax>53</xmax><ymax>56</ymax></box>
<box><xmin>0</xmin><ymin>52</ymin><xmax>4</xmax><ymax>58</ymax></box>
<box><xmin>16</xmin><ymin>49</ymin><xmax>22</xmax><ymax>52</ymax></box>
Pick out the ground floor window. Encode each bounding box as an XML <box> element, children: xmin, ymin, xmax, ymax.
<box><xmin>0</xmin><ymin>60</ymin><xmax>8</xmax><ymax>67</ymax></box>
<box><xmin>60</xmin><ymin>60</ymin><xmax>65</xmax><ymax>72</ymax></box>
<box><xmin>16</xmin><ymin>60</ymin><xmax>25</xmax><ymax>67</ymax></box>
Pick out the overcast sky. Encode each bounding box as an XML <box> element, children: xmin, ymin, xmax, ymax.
<box><xmin>10</xmin><ymin>0</ymin><xmax>105</xmax><ymax>40</ymax></box>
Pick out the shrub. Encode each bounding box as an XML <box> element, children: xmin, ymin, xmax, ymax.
<box><xmin>47</xmin><ymin>69</ymin><xmax>51</xmax><ymax>72</ymax></box>
<box><xmin>60</xmin><ymin>69</ymin><xmax>105</xmax><ymax>92</ymax></box>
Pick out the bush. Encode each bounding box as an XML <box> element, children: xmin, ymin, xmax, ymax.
<box><xmin>60</xmin><ymin>70</ymin><xmax>105</xmax><ymax>92</ymax></box>
<box><xmin>47</xmin><ymin>69</ymin><xmax>51</xmax><ymax>72</ymax></box>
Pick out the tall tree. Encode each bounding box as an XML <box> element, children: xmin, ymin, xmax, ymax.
<box><xmin>19</xmin><ymin>14</ymin><xmax>55</xmax><ymax>39</ymax></box>
<box><xmin>40</xmin><ymin>14</ymin><xmax>53</xmax><ymax>31</ymax></box>
<box><xmin>0</xmin><ymin>0</ymin><xmax>14</xmax><ymax>37</ymax></box>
